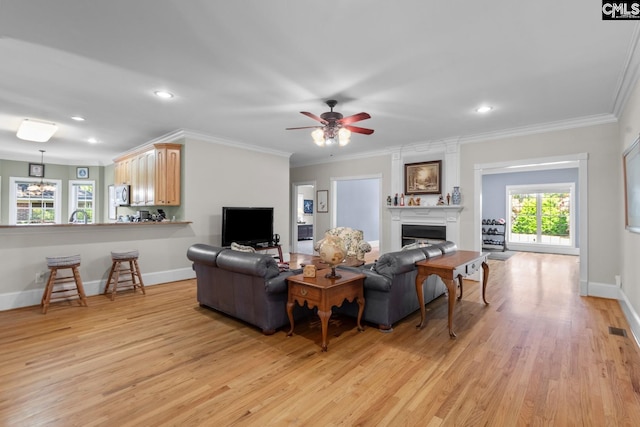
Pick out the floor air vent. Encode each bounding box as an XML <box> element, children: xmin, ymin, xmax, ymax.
<box><xmin>608</xmin><ymin>326</ymin><xmax>628</xmax><ymax>337</ymax></box>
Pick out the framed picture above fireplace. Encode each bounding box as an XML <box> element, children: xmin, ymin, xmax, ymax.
<box><xmin>404</xmin><ymin>160</ymin><xmax>441</xmax><ymax>195</ymax></box>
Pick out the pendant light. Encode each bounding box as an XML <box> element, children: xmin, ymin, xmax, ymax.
<box><xmin>27</xmin><ymin>150</ymin><xmax>55</xmax><ymax>196</ymax></box>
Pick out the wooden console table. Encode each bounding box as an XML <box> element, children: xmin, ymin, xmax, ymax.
<box><xmin>415</xmin><ymin>250</ymin><xmax>489</xmax><ymax>338</ymax></box>
<box><xmin>286</xmin><ymin>269</ymin><xmax>365</xmax><ymax>351</ymax></box>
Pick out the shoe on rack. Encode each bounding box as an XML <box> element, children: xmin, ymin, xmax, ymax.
<box><xmin>482</xmin><ymin>219</ymin><xmax>487</xmax><ymax>225</ymax></box>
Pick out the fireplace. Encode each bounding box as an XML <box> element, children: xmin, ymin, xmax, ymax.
<box><xmin>402</xmin><ymin>224</ymin><xmax>446</xmax><ymax>247</ymax></box>
<box><xmin>388</xmin><ymin>206</ymin><xmax>463</xmax><ymax>252</ymax></box>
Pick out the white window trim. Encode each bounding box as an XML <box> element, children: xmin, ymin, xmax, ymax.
<box><xmin>68</xmin><ymin>179</ymin><xmax>96</xmax><ymax>224</ymax></box>
<box><xmin>9</xmin><ymin>176</ymin><xmax>62</xmax><ymax>225</ymax></box>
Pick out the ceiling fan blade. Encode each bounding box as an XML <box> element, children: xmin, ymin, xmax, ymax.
<box><xmin>344</xmin><ymin>125</ymin><xmax>374</xmax><ymax>135</ymax></box>
<box><xmin>338</xmin><ymin>112</ymin><xmax>371</xmax><ymax>125</ymax></box>
<box><xmin>286</xmin><ymin>126</ymin><xmax>321</xmax><ymax>130</ymax></box>
<box><xmin>300</xmin><ymin>111</ymin><xmax>328</xmax><ymax>124</ymax></box>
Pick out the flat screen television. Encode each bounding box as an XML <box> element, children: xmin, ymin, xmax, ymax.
<box><xmin>221</xmin><ymin>207</ymin><xmax>274</xmax><ymax>247</ymax></box>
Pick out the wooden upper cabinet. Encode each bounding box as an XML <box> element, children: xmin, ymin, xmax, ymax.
<box><xmin>155</xmin><ymin>143</ymin><xmax>181</xmax><ymax>205</ymax></box>
<box><xmin>145</xmin><ymin>150</ymin><xmax>156</xmax><ymax>205</ymax></box>
<box><xmin>113</xmin><ymin>143</ymin><xmax>181</xmax><ymax>206</ymax></box>
<box><xmin>114</xmin><ymin>155</ymin><xmax>133</xmax><ymax>185</ymax></box>
<box><xmin>129</xmin><ymin>150</ymin><xmax>153</xmax><ymax>206</ymax></box>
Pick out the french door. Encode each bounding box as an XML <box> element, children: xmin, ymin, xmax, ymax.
<box><xmin>507</xmin><ymin>183</ymin><xmax>578</xmax><ymax>255</ymax></box>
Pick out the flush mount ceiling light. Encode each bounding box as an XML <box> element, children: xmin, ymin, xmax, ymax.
<box><xmin>17</xmin><ymin>119</ymin><xmax>58</xmax><ymax>142</ymax></box>
<box><xmin>70</xmin><ymin>115</ymin><xmax>85</xmax><ymax>121</ymax></box>
<box><xmin>475</xmin><ymin>105</ymin><xmax>493</xmax><ymax>113</ymax></box>
<box><xmin>154</xmin><ymin>90</ymin><xmax>174</xmax><ymax>99</ymax></box>
<box><xmin>88</xmin><ymin>137</ymin><xmax>98</xmax><ymax>144</ymax></box>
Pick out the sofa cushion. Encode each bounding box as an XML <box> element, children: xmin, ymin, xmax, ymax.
<box><xmin>433</xmin><ymin>241</ymin><xmax>457</xmax><ymax>254</ymax></box>
<box><xmin>421</xmin><ymin>245</ymin><xmax>443</xmax><ymax>259</ymax></box>
<box><xmin>374</xmin><ymin>248</ymin><xmax>426</xmax><ymax>279</ymax></box>
<box><xmin>216</xmin><ymin>250</ymin><xmax>280</xmax><ymax>279</ymax></box>
<box><xmin>186</xmin><ymin>244</ymin><xmax>225</xmax><ymax>267</ymax></box>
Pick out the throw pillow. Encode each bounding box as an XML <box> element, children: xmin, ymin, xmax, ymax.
<box><xmin>231</xmin><ymin>242</ymin><xmax>256</xmax><ymax>253</ymax></box>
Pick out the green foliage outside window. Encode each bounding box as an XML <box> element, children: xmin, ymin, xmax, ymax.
<box><xmin>511</xmin><ymin>193</ymin><xmax>569</xmax><ymax>236</ymax></box>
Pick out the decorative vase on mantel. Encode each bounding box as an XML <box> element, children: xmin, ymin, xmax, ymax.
<box><xmin>452</xmin><ymin>186</ymin><xmax>461</xmax><ymax>205</ymax></box>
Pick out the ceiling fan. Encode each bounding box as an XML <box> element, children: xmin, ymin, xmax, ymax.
<box><xmin>286</xmin><ymin>100</ymin><xmax>374</xmax><ymax>147</ymax></box>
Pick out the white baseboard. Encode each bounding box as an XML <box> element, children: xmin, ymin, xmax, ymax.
<box><xmin>588</xmin><ymin>281</ymin><xmax>621</xmax><ymax>299</ymax></box>
<box><xmin>619</xmin><ymin>289</ymin><xmax>640</xmax><ymax>349</ymax></box>
<box><xmin>0</xmin><ymin>267</ymin><xmax>196</xmax><ymax>312</ymax></box>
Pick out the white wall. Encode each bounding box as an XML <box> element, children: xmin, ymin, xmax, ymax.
<box><xmin>618</xmin><ymin>75</ymin><xmax>640</xmax><ymax>339</ymax></box>
<box><xmin>182</xmin><ymin>135</ymin><xmax>291</xmax><ymax>250</ymax></box>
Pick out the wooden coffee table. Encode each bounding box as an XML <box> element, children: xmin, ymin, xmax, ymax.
<box><xmin>286</xmin><ymin>269</ymin><xmax>365</xmax><ymax>351</ymax></box>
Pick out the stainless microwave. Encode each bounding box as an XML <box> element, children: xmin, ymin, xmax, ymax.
<box><xmin>115</xmin><ymin>185</ymin><xmax>130</xmax><ymax>206</ymax></box>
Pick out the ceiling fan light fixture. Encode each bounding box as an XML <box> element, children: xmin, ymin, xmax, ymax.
<box><xmin>338</xmin><ymin>128</ymin><xmax>351</xmax><ymax>146</ymax></box>
<box><xmin>311</xmin><ymin>128</ymin><xmax>325</xmax><ymax>146</ymax></box>
<box><xmin>17</xmin><ymin>119</ymin><xmax>58</xmax><ymax>142</ymax></box>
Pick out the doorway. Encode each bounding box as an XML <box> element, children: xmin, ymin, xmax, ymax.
<box><xmin>474</xmin><ymin>153</ymin><xmax>588</xmax><ymax>295</ymax></box>
<box><xmin>332</xmin><ymin>175</ymin><xmax>381</xmax><ymax>250</ymax></box>
<box><xmin>291</xmin><ymin>182</ymin><xmax>315</xmax><ymax>255</ymax></box>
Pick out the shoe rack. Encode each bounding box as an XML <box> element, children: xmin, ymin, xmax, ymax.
<box><xmin>482</xmin><ymin>218</ymin><xmax>506</xmax><ymax>252</ymax></box>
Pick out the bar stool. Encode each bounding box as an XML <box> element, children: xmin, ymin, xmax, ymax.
<box><xmin>104</xmin><ymin>250</ymin><xmax>145</xmax><ymax>300</ymax></box>
<box><xmin>41</xmin><ymin>254</ymin><xmax>88</xmax><ymax>314</ymax></box>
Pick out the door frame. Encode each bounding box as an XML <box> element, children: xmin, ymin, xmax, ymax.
<box><xmin>291</xmin><ymin>180</ymin><xmax>316</xmax><ymax>254</ymax></box>
<box><xmin>330</xmin><ymin>174</ymin><xmax>383</xmax><ymax>248</ymax></box>
<box><xmin>474</xmin><ymin>153</ymin><xmax>588</xmax><ymax>295</ymax></box>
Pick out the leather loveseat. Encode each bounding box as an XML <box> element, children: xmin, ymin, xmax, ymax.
<box><xmin>186</xmin><ymin>243</ymin><xmax>303</xmax><ymax>335</ymax></box>
<box><xmin>336</xmin><ymin>241</ymin><xmax>457</xmax><ymax>331</ymax></box>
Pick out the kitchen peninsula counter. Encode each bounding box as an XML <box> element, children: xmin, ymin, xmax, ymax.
<box><xmin>0</xmin><ymin>219</ymin><xmax>196</xmax><ymax>311</ymax></box>
<box><xmin>0</xmin><ymin>221</ymin><xmax>192</xmax><ymax>229</ymax></box>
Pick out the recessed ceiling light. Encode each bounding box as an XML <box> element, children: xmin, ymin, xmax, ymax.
<box><xmin>475</xmin><ymin>105</ymin><xmax>493</xmax><ymax>113</ymax></box>
<box><xmin>88</xmin><ymin>137</ymin><xmax>98</xmax><ymax>144</ymax></box>
<box><xmin>154</xmin><ymin>90</ymin><xmax>174</xmax><ymax>99</ymax></box>
<box><xmin>70</xmin><ymin>115</ymin><xmax>85</xmax><ymax>121</ymax></box>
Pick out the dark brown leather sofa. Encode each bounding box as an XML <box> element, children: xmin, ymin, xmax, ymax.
<box><xmin>186</xmin><ymin>244</ymin><xmax>303</xmax><ymax>335</ymax></box>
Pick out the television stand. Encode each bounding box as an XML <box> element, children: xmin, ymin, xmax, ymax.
<box><xmin>253</xmin><ymin>244</ymin><xmax>283</xmax><ymax>262</ymax></box>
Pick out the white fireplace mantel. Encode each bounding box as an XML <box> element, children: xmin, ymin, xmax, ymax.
<box><xmin>387</xmin><ymin>205</ymin><xmax>463</xmax><ymax>251</ymax></box>
<box><xmin>388</xmin><ymin>205</ymin><xmax>463</xmax><ymax>217</ymax></box>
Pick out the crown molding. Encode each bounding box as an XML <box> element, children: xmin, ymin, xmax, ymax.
<box><xmin>612</xmin><ymin>23</ymin><xmax>640</xmax><ymax>117</ymax></box>
<box><xmin>114</xmin><ymin>128</ymin><xmax>293</xmax><ymax>162</ymax></box>
<box><xmin>457</xmin><ymin>114</ymin><xmax>618</xmax><ymax>145</ymax></box>
<box><xmin>180</xmin><ymin>129</ymin><xmax>292</xmax><ymax>158</ymax></box>
<box><xmin>291</xmin><ymin>113</ymin><xmax>618</xmax><ymax>167</ymax></box>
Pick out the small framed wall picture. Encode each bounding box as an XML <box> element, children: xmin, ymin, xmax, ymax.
<box><xmin>303</xmin><ymin>199</ymin><xmax>313</xmax><ymax>214</ymax></box>
<box><xmin>76</xmin><ymin>167</ymin><xmax>89</xmax><ymax>179</ymax></box>
<box><xmin>29</xmin><ymin>163</ymin><xmax>44</xmax><ymax>178</ymax></box>
<box><xmin>317</xmin><ymin>190</ymin><xmax>328</xmax><ymax>213</ymax></box>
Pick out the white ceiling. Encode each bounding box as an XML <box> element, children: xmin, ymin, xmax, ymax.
<box><xmin>0</xmin><ymin>1</ymin><xmax>638</xmax><ymax>167</ymax></box>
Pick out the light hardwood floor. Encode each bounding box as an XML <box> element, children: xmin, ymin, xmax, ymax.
<box><xmin>1</xmin><ymin>252</ymin><xmax>639</xmax><ymax>425</ymax></box>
